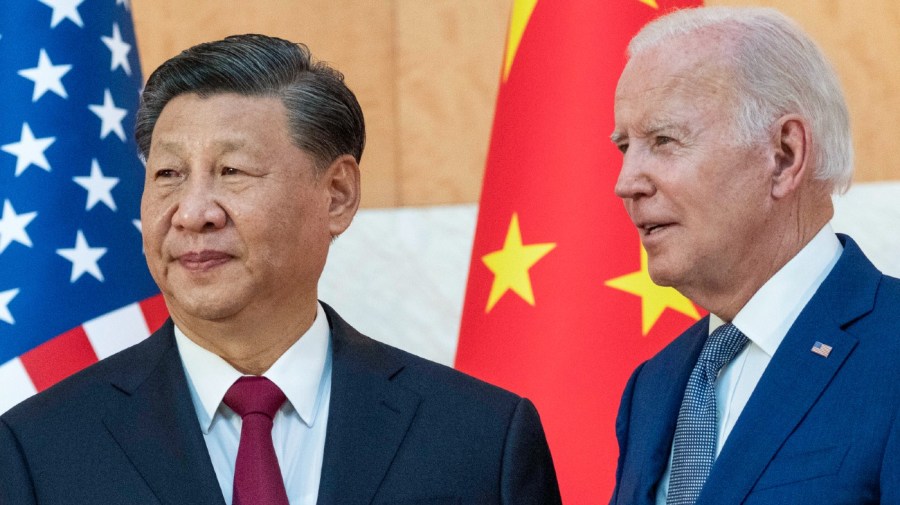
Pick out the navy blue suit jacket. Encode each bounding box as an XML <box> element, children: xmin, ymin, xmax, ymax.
<box><xmin>611</xmin><ymin>235</ymin><xmax>900</xmax><ymax>504</ymax></box>
<box><xmin>0</xmin><ymin>303</ymin><xmax>561</xmax><ymax>505</ymax></box>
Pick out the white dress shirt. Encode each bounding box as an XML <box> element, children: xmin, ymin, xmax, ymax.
<box><xmin>175</xmin><ymin>302</ymin><xmax>332</xmax><ymax>505</ymax></box>
<box><xmin>655</xmin><ymin>225</ymin><xmax>843</xmax><ymax>504</ymax></box>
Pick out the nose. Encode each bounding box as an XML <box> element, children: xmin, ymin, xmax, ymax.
<box><xmin>171</xmin><ymin>177</ymin><xmax>227</xmax><ymax>232</ymax></box>
<box><xmin>614</xmin><ymin>149</ymin><xmax>655</xmax><ymax>201</ymax></box>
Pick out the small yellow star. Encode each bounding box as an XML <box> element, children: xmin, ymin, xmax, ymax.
<box><xmin>639</xmin><ymin>0</ymin><xmax>659</xmax><ymax>8</ymax></box>
<box><xmin>482</xmin><ymin>213</ymin><xmax>556</xmax><ymax>312</ymax></box>
<box><xmin>605</xmin><ymin>246</ymin><xmax>700</xmax><ymax>335</ymax></box>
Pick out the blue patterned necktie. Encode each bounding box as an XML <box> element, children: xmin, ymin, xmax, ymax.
<box><xmin>666</xmin><ymin>323</ymin><xmax>749</xmax><ymax>505</ymax></box>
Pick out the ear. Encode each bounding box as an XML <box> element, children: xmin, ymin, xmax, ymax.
<box><xmin>323</xmin><ymin>154</ymin><xmax>361</xmax><ymax>237</ymax></box>
<box><xmin>771</xmin><ymin>114</ymin><xmax>811</xmax><ymax>199</ymax></box>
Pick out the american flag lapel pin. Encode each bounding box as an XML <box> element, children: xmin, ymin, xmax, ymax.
<box><xmin>811</xmin><ymin>341</ymin><xmax>833</xmax><ymax>358</ymax></box>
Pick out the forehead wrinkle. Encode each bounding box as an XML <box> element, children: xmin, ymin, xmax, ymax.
<box><xmin>151</xmin><ymin>135</ymin><xmax>251</xmax><ymax>159</ymax></box>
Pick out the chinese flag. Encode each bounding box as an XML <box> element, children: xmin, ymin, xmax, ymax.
<box><xmin>455</xmin><ymin>0</ymin><xmax>702</xmax><ymax>502</ymax></box>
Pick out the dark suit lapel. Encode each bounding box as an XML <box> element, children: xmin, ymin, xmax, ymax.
<box><xmin>698</xmin><ymin>236</ymin><xmax>878</xmax><ymax>505</ymax></box>
<box><xmin>102</xmin><ymin>321</ymin><xmax>225</xmax><ymax>505</ymax></box>
<box><xmin>316</xmin><ymin>304</ymin><xmax>421</xmax><ymax>505</ymax></box>
<box><xmin>633</xmin><ymin>319</ymin><xmax>708</xmax><ymax>504</ymax></box>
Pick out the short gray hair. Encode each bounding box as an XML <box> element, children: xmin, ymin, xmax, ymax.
<box><xmin>629</xmin><ymin>7</ymin><xmax>853</xmax><ymax>193</ymax></box>
<box><xmin>135</xmin><ymin>34</ymin><xmax>365</xmax><ymax>169</ymax></box>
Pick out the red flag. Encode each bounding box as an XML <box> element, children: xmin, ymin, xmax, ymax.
<box><xmin>455</xmin><ymin>1</ymin><xmax>702</xmax><ymax>502</ymax></box>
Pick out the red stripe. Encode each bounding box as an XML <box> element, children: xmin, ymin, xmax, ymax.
<box><xmin>20</xmin><ymin>326</ymin><xmax>99</xmax><ymax>392</ymax></box>
<box><xmin>139</xmin><ymin>293</ymin><xmax>169</xmax><ymax>333</ymax></box>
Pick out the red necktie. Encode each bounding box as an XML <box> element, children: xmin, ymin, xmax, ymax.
<box><xmin>223</xmin><ymin>376</ymin><xmax>290</xmax><ymax>505</ymax></box>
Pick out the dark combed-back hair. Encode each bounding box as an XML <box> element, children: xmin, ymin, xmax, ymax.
<box><xmin>135</xmin><ymin>34</ymin><xmax>365</xmax><ymax>168</ymax></box>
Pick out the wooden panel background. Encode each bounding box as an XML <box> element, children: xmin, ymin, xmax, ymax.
<box><xmin>131</xmin><ymin>0</ymin><xmax>900</xmax><ymax>208</ymax></box>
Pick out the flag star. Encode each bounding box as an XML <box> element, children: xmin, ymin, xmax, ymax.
<box><xmin>0</xmin><ymin>200</ymin><xmax>38</xmax><ymax>254</ymax></box>
<box><xmin>101</xmin><ymin>23</ymin><xmax>132</xmax><ymax>75</ymax></box>
<box><xmin>74</xmin><ymin>159</ymin><xmax>119</xmax><ymax>211</ymax></box>
<box><xmin>0</xmin><ymin>288</ymin><xmax>19</xmax><ymax>325</ymax></box>
<box><xmin>2</xmin><ymin>123</ymin><xmax>56</xmax><ymax>176</ymax></box>
<box><xmin>132</xmin><ymin>219</ymin><xmax>141</xmax><ymax>233</ymax></box>
<box><xmin>57</xmin><ymin>230</ymin><xmax>107</xmax><ymax>283</ymax></box>
<box><xmin>37</xmin><ymin>0</ymin><xmax>86</xmax><ymax>28</ymax></box>
<box><xmin>88</xmin><ymin>89</ymin><xmax>127</xmax><ymax>141</ymax></box>
<box><xmin>116</xmin><ymin>0</ymin><xmax>131</xmax><ymax>10</ymax></box>
<box><xmin>17</xmin><ymin>49</ymin><xmax>72</xmax><ymax>102</ymax></box>
<box><xmin>605</xmin><ymin>246</ymin><xmax>700</xmax><ymax>335</ymax></box>
<box><xmin>482</xmin><ymin>213</ymin><xmax>556</xmax><ymax>312</ymax></box>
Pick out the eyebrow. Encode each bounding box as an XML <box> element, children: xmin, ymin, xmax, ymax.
<box><xmin>151</xmin><ymin>138</ymin><xmax>247</xmax><ymax>157</ymax></box>
<box><xmin>610</xmin><ymin>121</ymin><xmax>688</xmax><ymax>144</ymax></box>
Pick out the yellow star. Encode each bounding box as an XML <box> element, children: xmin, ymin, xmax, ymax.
<box><xmin>482</xmin><ymin>213</ymin><xmax>556</xmax><ymax>312</ymax></box>
<box><xmin>639</xmin><ymin>0</ymin><xmax>659</xmax><ymax>8</ymax></box>
<box><xmin>503</xmin><ymin>0</ymin><xmax>539</xmax><ymax>81</ymax></box>
<box><xmin>605</xmin><ymin>246</ymin><xmax>700</xmax><ymax>335</ymax></box>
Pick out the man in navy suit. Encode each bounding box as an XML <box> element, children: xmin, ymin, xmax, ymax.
<box><xmin>609</xmin><ymin>7</ymin><xmax>899</xmax><ymax>505</ymax></box>
<box><xmin>0</xmin><ymin>34</ymin><xmax>561</xmax><ymax>505</ymax></box>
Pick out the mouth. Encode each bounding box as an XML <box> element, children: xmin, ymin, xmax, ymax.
<box><xmin>176</xmin><ymin>250</ymin><xmax>232</xmax><ymax>272</ymax></box>
<box><xmin>638</xmin><ymin>222</ymin><xmax>674</xmax><ymax>236</ymax></box>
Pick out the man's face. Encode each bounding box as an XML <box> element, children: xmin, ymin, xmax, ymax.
<box><xmin>141</xmin><ymin>93</ymin><xmax>337</xmax><ymax>325</ymax></box>
<box><xmin>612</xmin><ymin>37</ymin><xmax>775</xmax><ymax>300</ymax></box>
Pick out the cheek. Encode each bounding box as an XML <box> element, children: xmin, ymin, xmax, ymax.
<box><xmin>140</xmin><ymin>199</ymin><xmax>171</xmax><ymax>250</ymax></box>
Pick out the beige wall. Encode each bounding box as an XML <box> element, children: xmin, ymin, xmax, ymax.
<box><xmin>132</xmin><ymin>0</ymin><xmax>900</xmax><ymax>208</ymax></box>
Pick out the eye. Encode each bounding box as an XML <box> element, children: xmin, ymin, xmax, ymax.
<box><xmin>616</xmin><ymin>142</ymin><xmax>629</xmax><ymax>154</ymax></box>
<box><xmin>154</xmin><ymin>169</ymin><xmax>179</xmax><ymax>179</ymax></box>
<box><xmin>654</xmin><ymin>136</ymin><xmax>674</xmax><ymax>147</ymax></box>
<box><xmin>221</xmin><ymin>166</ymin><xmax>241</xmax><ymax>176</ymax></box>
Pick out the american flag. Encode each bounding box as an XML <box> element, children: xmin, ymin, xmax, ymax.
<box><xmin>0</xmin><ymin>0</ymin><xmax>166</xmax><ymax>414</ymax></box>
<box><xmin>811</xmin><ymin>341</ymin><xmax>833</xmax><ymax>358</ymax></box>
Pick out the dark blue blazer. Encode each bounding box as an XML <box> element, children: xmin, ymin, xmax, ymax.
<box><xmin>0</xmin><ymin>303</ymin><xmax>561</xmax><ymax>505</ymax></box>
<box><xmin>611</xmin><ymin>235</ymin><xmax>900</xmax><ymax>505</ymax></box>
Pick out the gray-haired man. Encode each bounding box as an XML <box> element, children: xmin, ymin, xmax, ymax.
<box><xmin>610</xmin><ymin>7</ymin><xmax>900</xmax><ymax>505</ymax></box>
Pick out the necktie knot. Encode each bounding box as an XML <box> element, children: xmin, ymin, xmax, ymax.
<box><xmin>224</xmin><ymin>376</ymin><xmax>286</xmax><ymax>420</ymax></box>
<box><xmin>697</xmin><ymin>323</ymin><xmax>750</xmax><ymax>376</ymax></box>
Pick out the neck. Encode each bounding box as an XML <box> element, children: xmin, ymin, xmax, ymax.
<box><xmin>692</xmin><ymin>190</ymin><xmax>833</xmax><ymax>321</ymax></box>
<box><xmin>172</xmin><ymin>300</ymin><xmax>318</xmax><ymax>375</ymax></box>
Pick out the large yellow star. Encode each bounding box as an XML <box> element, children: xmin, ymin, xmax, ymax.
<box><xmin>482</xmin><ymin>213</ymin><xmax>556</xmax><ymax>312</ymax></box>
<box><xmin>503</xmin><ymin>0</ymin><xmax>539</xmax><ymax>82</ymax></box>
<box><xmin>605</xmin><ymin>246</ymin><xmax>699</xmax><ymax>335</ymax></box>
<box><xmin>502</xmin><ymin>0</ymin><xmax>656</xmax><ymax>82</ymax></box>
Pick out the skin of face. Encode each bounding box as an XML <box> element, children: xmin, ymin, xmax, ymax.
<box><xmin>141</xmin><ymin>92</ymin><xmax>359</xmax><ymax>369</ymax></box>
<box><xmin>611</xmin><ymin>35</ymin><xmax>788</xmax><ymax>315</ymax></box>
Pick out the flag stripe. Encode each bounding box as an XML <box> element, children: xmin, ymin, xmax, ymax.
<box><xmin>84</xmin><ymin>301</ymin><xmax>151</xmax><ymax>360</ymax></box>
<box><xmin>0</xmin><ymin>358</ymin><xmax>36</xmax><ymax>414</ymax></box>
<box><xmin>20</xmin><ymin>325</ymin><xmax>99</xmax><ymax>392</ymax></box>
<box><xmin>140</xmin><ymin>293</ymin><xmax>169</xmax><ymax>334</ymax></box>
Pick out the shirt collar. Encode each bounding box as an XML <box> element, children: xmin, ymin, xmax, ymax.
<box><xmin>175</xmin><ymin>302</ymin><xmax>331</xmax><ymax>433</ymax></box>
<box><xmin>711</xmin><ymin>224</ymin><xmax>842</xmax><ymax>357</ymax></box>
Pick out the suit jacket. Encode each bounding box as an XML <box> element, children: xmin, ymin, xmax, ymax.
<box><xmin>611</xmin><ymin>235</ymin><xmax>900</xmax><ymax>505</ymax></box>
<box><xmin>0</xmin><ymin>302</ymin><xmax>561</xmax><ymax>505</ymax></box>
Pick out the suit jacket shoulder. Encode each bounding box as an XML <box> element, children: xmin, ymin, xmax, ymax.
<box><xmin>318</xmin><ymin>302</ymin><xmax>562</xmax><ymax>504</ymax></box>
<box><xmin>0</xmin><ymin>320</ymin><xmax>224</xmax><ymax>504</ymax></box>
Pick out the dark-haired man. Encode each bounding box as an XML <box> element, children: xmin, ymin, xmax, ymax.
<box><xmin>0</xmin><ymin>35</ymin><xmax>561</xmax><ymax>505</ymax></box>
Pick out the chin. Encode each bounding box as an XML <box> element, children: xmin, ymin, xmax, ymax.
<box><xmin>647</xmin><ymin>263</ymin><xmax>681</xmax><ymax>289</ymax></box>
<box><xmin>167</xmin><ymin>291</ymin><xmax>247</xmax><ymax>323</ymax></box>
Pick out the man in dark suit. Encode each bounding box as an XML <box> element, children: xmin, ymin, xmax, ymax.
<box><xmin>0</xmin><ymin>34</ymin><xmax>561</xmax><ymax>505</ymax></box>
<box><xmin>609</xmin><ymin>7</ymin><xmax>899</xmax><ymax>505</ymax></box>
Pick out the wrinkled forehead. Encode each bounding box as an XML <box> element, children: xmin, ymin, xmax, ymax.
<box><xmin>620</xmin><ymin>32</ymin><xmax>736</xmax><ymax>97</ymax></box>
<box><xmin>615</xmin><ymin>36</ymin><xmax>740</xmax><ymax>122</ymax></box>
